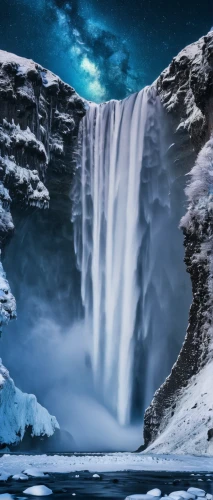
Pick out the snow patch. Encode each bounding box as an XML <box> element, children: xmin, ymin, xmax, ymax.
<box><xmin>0</xmin><ymin>156</ymin><xmax>49</xmax><ymax>208</ymax></box>
<box><xmin>0</xmin><ymin>50</ymin><xmax>59</xmax><ymax>92</ymax></box>
<box><xmin>0</xmin><ymin>120</ymin><xmax>48</xmax><ymax>162</ymax></box>
<box><xmin>181</xmin><ymin>139</ymin><xmax>213</xmax><ymax>231</ymax></box>
<box><xmin>1</xmin><ymin>453</ymin><xmax>213</xmax><ymax>475</ymax></box>
<box><xmin>23</xmin><ymin>468</ymin><xmax>48</xmax><ymax>478</ymax></box>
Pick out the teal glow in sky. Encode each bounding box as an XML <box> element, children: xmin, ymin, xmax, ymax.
<box><xmin>0</xmin><ymin>0</ymin><xmax>211</xmax><ymax>102</ymax></box>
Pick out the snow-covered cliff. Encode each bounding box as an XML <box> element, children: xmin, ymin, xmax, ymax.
<box><xmin>0</xmin><ymin>50</ymin><xmax>85</xmax><ymax>448</ymax></box>
<box><xmin>144</xmin><ymin>32</ymin><xmax>213</xmax><ymax>455</ymax></box>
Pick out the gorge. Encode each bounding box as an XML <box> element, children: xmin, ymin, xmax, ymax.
<box><xmin>0</xmin><ymin>31</ymin><xmax>213</xmax><ymax>454</ymax></box>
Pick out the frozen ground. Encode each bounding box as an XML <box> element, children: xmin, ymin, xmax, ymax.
<box><xmin>1</xmin><ymin>453</ymin><xmax>213</xmax><ymax>479</ymax></box>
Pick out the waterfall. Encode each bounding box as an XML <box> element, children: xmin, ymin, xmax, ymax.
<box><xmin>73</xmin><ymin>86</ymin><xmax>190</xmax><ymax>427</ymax></box>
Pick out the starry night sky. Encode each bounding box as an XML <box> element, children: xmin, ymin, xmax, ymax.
<box><xmin>0</xmin><ymin>0</ymin><xmax>212</xmax><ymax>102</ymax></box>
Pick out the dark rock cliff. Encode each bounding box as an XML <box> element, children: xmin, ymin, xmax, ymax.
<box><xmin>143</xmin><ymin>32</ymin><xmax>213</xmax><ymax>454</ymax></box>
<box><xmin>0</xmin><ymin>49</ymin><xmax>85</xmax><ymax>330</ymax></box>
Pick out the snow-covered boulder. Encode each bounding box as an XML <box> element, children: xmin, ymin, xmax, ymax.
<box><xmin>0</xmin><ymin>358</ymin><xmax>59</xmax><ymax>448</ymax></box>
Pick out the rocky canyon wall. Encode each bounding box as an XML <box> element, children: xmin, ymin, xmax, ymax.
<box><xmin>0</xmin><ymin>49</ymin><xmax>85</xmax><ymax>448</ymax></box>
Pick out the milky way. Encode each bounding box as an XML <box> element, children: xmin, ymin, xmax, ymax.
<box><xmin>0</xmin><ymin>0</ymin><xmax>212</xmax><ymax>101</ymax></box>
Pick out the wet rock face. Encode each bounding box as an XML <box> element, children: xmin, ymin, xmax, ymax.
<box><xmin>143</xmin><ymin>32</ymin><xmax>213</xmax><ymax>452</ymax></box>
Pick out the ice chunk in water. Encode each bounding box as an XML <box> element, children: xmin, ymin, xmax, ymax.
<box><xmin>23</xmin><ymin>485</ymin><xmax>52</xmax><ymax>496</ymax></box>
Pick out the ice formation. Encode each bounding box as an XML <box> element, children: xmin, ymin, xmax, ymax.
<box><xmin>0</xmin><ymin>358</ymin><xmax>59</xmax><ymax>447</ymax></box>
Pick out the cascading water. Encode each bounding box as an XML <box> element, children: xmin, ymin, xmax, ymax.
<box><xmin>73</xmin><ymin>86</ymin><xmax>191</xmax><ymax>427</ymax></box>
<box><xmin>74</xmin><ymin>88</ymin><xmax>149</xmax><ymax>426</ymax></box>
